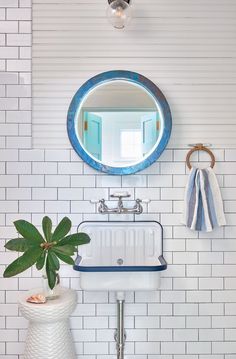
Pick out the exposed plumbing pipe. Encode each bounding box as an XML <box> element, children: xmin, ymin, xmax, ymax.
<box><xmin>115</xmin><ymin>292</ymin><xmax>126</xmax><ymax>359</ymax></box>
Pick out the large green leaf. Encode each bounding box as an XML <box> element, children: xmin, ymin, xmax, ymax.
<box><xmin>53</xmin><ymin>251</ymin><xmax>74</xmax><ymax>265</ymax></box>
<box><xmin>3</xmin><ymin>247</ymin><xmax>43</xmax><ymax>278</ymax></box>
<box><xmin>42</xmin><ymin>216</ymin><xmax>52</xmax><ymax>242</ymax></box>
<box><xmin>46</xmin><ymin>256</ymin><xmax>57</xmax><ymax>289</ymax></box>
<box><xmin>14</xmin><ymin>220</ymin><xmax>44</xmax><ymax>244</ymax></box>
<box><xmin>58</xmin><ymin>233</ymin><xmax>90</xmax><ymax>247</ymax></box>
<box><xmin>51</xmin><ymin>217</ymin><xmax>71</xmax><ymax>241</ymax></box>
<box><xmin>53</xmin><ymin>244</ymin><xmax>76</xmax><ymax>256</ymax></box>
<box><xmin>5</xmin><ymin>238</ymin><xmax>30</xmax><ymax>252</ymax></box>
<box><xmin>47</xmin><ymin>251</ymin><xmax>60</xmax><ymax>271</ymax></box>
<box><xmin>36</xmin><ymin>250</ymin><xmax>46</xmax><ymax>270</ymax></box>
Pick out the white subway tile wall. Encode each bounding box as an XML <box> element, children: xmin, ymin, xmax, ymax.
<box><xmin>0</xmin><ymin>0</ymin><xmax>236</xmax><ymax>358</ymax></box>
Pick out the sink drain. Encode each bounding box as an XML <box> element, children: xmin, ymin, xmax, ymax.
<box><xmin>117</xmin><ymin>258</ymin><xmax>124</xmax><ymax>265</ymax></box>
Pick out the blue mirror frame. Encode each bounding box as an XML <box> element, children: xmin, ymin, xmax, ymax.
<box><xmin>67</xmin><ymin>70</ymin><xmax>172</xmax><ymax>175</ymax></box>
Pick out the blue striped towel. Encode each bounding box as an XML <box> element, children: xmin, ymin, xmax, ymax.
<box><xmin>182</xmin><ymin>167</ymin><xmax>226</xmax><ymax>232</ymax></box>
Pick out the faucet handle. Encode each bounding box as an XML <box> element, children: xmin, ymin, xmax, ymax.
<box><xmin>135</xmin><ymin>198</ymin><xmax>150</xmax><ymax>204</ymax></box>
<box><xmin>90</xmin><ymin>199</ymin><xmax>101</xmax><ymax>204</ymax></box>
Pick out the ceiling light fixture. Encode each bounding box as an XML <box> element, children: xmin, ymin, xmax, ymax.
<box><xmin>106</xmin><ymin>0</ymin><xmax>132</xmax><ymax>29</ymax></box>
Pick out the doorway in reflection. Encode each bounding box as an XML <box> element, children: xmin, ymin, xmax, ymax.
<box><xmin>82</xmin><ymin>110</ymin><xmax>160</xmax><ymax>165</ymax></box>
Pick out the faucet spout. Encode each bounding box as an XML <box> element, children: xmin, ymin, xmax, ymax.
<box><xmin>117</xmin><ymin>196</ymin><xmax>124</xmax><ymax>213</ymax></box>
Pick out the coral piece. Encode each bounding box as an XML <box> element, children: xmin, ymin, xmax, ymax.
<box><xmin>26</xmin><ymin>294</ymin><xmax>46</xmax><ymax>304</ymax></box>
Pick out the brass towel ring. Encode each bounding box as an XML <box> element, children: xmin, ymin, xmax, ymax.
<box><xmin>186</xmin><ymin>143</ymin><xmax>215</xmax><ymax>170</ymax></box>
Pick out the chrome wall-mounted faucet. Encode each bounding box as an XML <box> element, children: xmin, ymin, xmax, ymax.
<box><xmin>91</xmin><ymin>192</ymin><xmax>150</xmax><ymax>215</ymax></box>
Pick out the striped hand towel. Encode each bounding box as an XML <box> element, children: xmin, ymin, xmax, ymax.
<box><xmin>182</xmin><ymin>166</ymin><xmax>226</xmax><ymax>232</ymax></box>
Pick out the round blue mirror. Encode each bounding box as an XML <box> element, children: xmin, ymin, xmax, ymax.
<box><xmin>67</xmin><ymin>70</ymin><xmax>172</xmax><ymax>175</ymax></box>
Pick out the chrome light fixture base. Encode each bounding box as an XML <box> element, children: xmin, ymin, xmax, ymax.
<box><xmin>108</xmin><ymin>0</ymin><xmax>131</xmax><ymax>4</ymax></box>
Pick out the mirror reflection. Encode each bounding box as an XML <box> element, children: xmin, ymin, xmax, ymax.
<box><xmin>77</xmin><ymin>81</ymin><xmax>162</xmax><ymax>167</ymax></box>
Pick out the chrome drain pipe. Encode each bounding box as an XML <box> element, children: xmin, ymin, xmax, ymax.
<box><xmin>115</xmin><ymin>292</ymin><xmax>126</xmax><ymax>359</ymax></box>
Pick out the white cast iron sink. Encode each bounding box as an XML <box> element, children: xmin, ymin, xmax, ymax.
<box><xmin>74</xmin><ymin>221</ymin><xmax>167</xmax><ymax>291</ymax></box>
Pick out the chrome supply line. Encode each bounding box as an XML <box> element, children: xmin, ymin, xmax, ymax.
<box><xmin>114</xmin><ymin>293</ymin><xmax>126</xmax><ymax>359</ymax></box>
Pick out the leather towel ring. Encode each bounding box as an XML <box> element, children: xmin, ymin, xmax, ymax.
<box><xmin>186</xmin><ymin>143</ymin><xmax>216</xmax><ymax>170</ymax></box>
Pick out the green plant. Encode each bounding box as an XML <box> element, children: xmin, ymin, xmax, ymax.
<box><xmin>3</xmin><ymin>216</ymin><xmax>90</xmax><ymax>289</ymax></box>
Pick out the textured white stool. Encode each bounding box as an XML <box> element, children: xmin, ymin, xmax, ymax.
<box><xmin>19</xmin><ymin>287</ymin><xmax>77</xmax><ymax>359</ymax></box>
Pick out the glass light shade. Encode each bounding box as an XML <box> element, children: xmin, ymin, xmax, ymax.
<box><xmin>106</xmin><ymin>0</ymin><xmax>132</xmax><ymax>29</ymax></box>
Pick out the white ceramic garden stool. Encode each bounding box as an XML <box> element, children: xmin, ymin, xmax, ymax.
<box><xmin>18</xmin><ymin>287</ymin><xmax>77</xmax><ymax>359</ymax></box>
